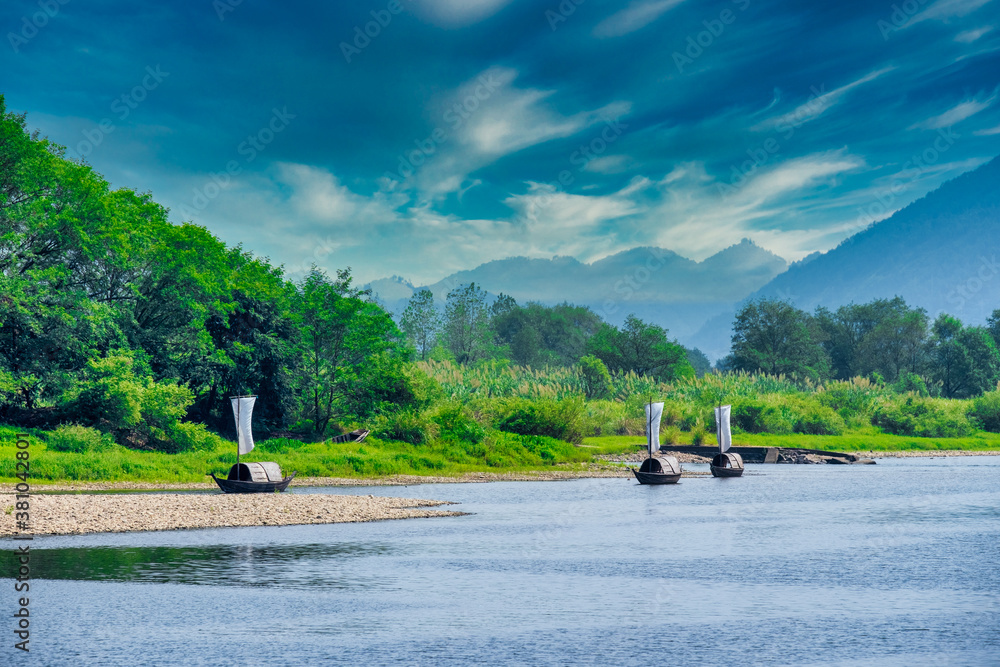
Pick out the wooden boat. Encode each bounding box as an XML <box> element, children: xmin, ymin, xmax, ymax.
<box><xmin>633</xmin><ymin>400</ymin><xmax>682</xmax><ymax>485</ymax></box>
<box><xmin>633</xmin><ymin>455</ymin><xmax>682</xmax><ymax>484</ymax></box>
<box><xmin>711</xmin><ymin>404</ymin><xmax>744</xmax><ymax>478</ymax></box>
<box><xmin>710</xmin><ymin>452</ymin><xmax>744</xmax><ymax>478</ymax></box>
<box><xmin>331</xmin><ymin>428</ymin><xmax>370</xmax><ymax>444</ymax></box>
<box><xmin>208</xmin><ymin>395</ymin><xmax>296</xmax><ymax>493</ymax></box>
<box><xmin>211</xmin><ymin>462</ymin><xmax>297</xmax><ymax>493</ymax></box>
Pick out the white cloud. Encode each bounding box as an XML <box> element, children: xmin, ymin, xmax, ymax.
<box><xmin>412</xmin><ymin>0</ymin><xmax>514</xmax><ymax>27</ymax></box>
<box><xmin>909</xmin><ymin>90</ymin><xmax>998</xmax><ymax>130</ymax></box>
<box><xmin>752</xmin><ymin>68</ymin><xmax>893</xmax><ymax>132</ymax></box>
<box><xmin>955</xmin><ymin>25</ymin><xmax>994</xmax><ymax>41</ymax></box>
<box><xmin>974</xmin><ymin>123</ymin><xmax>1000</xmax><ymax>135</ymax></box>
<box><xmin>914</xmin><ymin>0</ymin><xmax>995</xmax><ymax>25</ymax></box>
<box><xmin>593</xmin><ymin>0</ymin><xmax>686</xmax><ymax>38</ymax></box>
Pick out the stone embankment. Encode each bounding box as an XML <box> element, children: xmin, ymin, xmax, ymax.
<box><xmin>0</xmin><ymin>493</ymin><xmax>465</xmax><ymax>537</ymax></box>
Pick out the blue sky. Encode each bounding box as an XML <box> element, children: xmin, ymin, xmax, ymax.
<box><xmin>2</xmin><ymin>0</ymin><xmax>999</xmax><ymax>284</ymax></box>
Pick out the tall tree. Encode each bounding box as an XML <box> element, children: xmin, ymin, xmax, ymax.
<box><xmin>928</xmin><ymin>314</ymin><xmax>1000</xmax><ymax>398</ymax></box>
<box><xmin>443</xmin><ymin>283</ymin><xmax>491</xmax><ymax>364</ymax></box>
<box><xmin>587</xmin><ymin>315</ymin><xmax>694</xmax><ymax>382</ymax></box>
<box><xmin>293</xmin><ymin>267</ymin><xmax>405</xmax><ymax>437</ymax></box>
<box><xmin>730</xmin><ymin>299</ymin><xmax>829</xmax><ymax>379</ymax></box>
<box><xmin>399</xmin><ymin>289</ymin><xmax>439</xmax><ymax>360</ymax></box>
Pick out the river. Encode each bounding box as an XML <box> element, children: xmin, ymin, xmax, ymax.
<box><xmin>4</xmin><ymin>457</ymin><xmax>999</xmax><ymax>665</ymax></box>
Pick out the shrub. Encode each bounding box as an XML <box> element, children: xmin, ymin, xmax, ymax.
<box><xmin>969</xmin><ymin>390</ymin><xmax>1000</xmax><ymax>432</ymax></box>
<box><xmin>690</xmin><ymin>422</ymin><xmax>707</xmax><ymax>445</ymax></box>
<box><xmin>662</xmin><ymin>425</ymin><xmax>681</xmax><ymax>445</ymax></box>
<box><xmin>373</xmin><ymin>410</ymin><xmax>438</xmax><ymax>445</ymax></box>
<box><xmin>578</xmin><ymin>355</ymin><xmax>613</xmax><ymax>400</ymax></box>
<box><xmin>432</xmin><ymin>402</ymin><xmax>486</xmax><ymax>443</ymax></box>
<box><xmin>166</xmin><ymin>422</ymin><xmax>225</xmax><ymax>452</ymax></box>
<box><xmin>873</xmin><ymin>397</ymin><xmax>975</xmax><ymax>437</ymax></box>
<box><xmin>491</xmin><ymin>396</ymin><xmax>586</xmax><ymax>444</ymax></box>
<box><xmin>47</xmin><ymin>424</ymin><xmax>114</xmax><ymax>453</ymax></box>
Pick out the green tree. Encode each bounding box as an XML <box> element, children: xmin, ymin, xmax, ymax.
<box><xmin>292</xmin><ymin>267</ymin><xmax>406</xmax><ymax>437</ymax></box>
<box><xmin>587</xmin><ymin>315</ymin><xmax>694</xmax><ymax>382</ymax></box>
<box><xmin>443</xmin><ymin>283</ymin><xmax>491</xmax><ymax>364</ymax></box>
<box><xmin>399</xmin><ymin>289</ymin><xmax>439</xmax><ymax>361</ymax></box>
<box><xmin>815</xmin><ymin>298</ymin><xmax>929</xmax><ymax>382</ymax></box>
<box><xmin>927</xmin><ymin>314</ymin><xmax>1000</xmax><ymax>398</ymax></box>
<box><xmin>730</xmin><ymin>299</ymin><xmax>829</xmax><ymax>379</ymax></box>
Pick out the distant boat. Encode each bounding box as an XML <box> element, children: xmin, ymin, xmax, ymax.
<box><xmin>209</xmin><ymin>395</ymin><xmax>297</xmax><ymax>494</ymax></box>
<box><xmin>633</xmin><ymin>401</ymin><xmax>682</xmax><ymax>485</ymax></box>
<box><xmin>331</xmin><ymin>429</ymin><xmax>370</xmax><ymax>444</ymax></box>
<box><xmin>710</xmin><ymin>404</ymin><xmax>744</xmax><ymax>478</ymax></box>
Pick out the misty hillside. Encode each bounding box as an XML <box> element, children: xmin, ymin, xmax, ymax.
<box><xmin>367</xmin><ymin>240</ymin><xmax>788</xmax><ymax>341</ymax></box>
<box><xmin>689</xmin><ymin>155</ymin><xmax>1000</xmax><ymax>360</ymax></box>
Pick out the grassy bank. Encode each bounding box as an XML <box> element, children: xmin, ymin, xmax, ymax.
<box><xmin>0</xmin><ymin>424</ymin><xmax>626</xmax><ymax>485</ymax></box>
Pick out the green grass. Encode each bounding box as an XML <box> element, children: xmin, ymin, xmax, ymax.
<box><xmin>0</xmin><ymin>424</ymin><xmax>595</xmax><ymax>485</ymax></box>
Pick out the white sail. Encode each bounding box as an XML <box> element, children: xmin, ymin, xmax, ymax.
<box><xmin>231</xmin><ymin>396</ymin><xmax>256</xmax><ymax>455</ymax></box>
<box><xmin>645</xmin><ymin>402</ymin><xmax>664</xmax><ymax>454</ymax></box>
<box><xmin>715</xmin><ymin>404</ymin><xmax>732</xmax><ymax>453</ymax></box>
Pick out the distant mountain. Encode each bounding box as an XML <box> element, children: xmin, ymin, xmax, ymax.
<box><xmin>688</xmin><ymin>155</ymin><xmax>1000</xmax><ymax>360</ymax></box>
<box><xmin>366</xmin><ymin>240</ymin><xmax>788</xmax><ymax>342</ymax></box>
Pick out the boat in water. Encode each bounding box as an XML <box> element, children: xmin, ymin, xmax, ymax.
<box><xmin>710</xmin><ymin>404</ymin><xmax>744</xmax><ymax>478</ymax></box>
<box><xmin>633</xmin><ymin>401</ymin><xmax>682</xmax><ymax>485</ymax></box>
<box><xmin>209</xmin><ymin>395</ymin><xmax>297</xmax><ymax>493</ymax></box>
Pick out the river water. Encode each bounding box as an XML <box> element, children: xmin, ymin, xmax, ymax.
<box><xmin>4</xmin><ymin>457</ymin><xmax>999</xmax><ymax>666</ymax></box>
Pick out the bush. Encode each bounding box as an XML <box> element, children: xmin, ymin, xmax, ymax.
<box><xmin>662</xmin><ymin>425</ymin><xmax>681</xmax><ymax>445</ymax></box>
<box><xmin>873</xmin><ymin>397</ymin><xmax>975</xmax><ymax>437</ymax></box>
<box><xmin>47</xmin><ymin>424</ymin><xmax>114</xmax><ymax>453</ymax></box>
<box><xmin>373</xmin><ymin>410</ymin><xmax>438</xmax><ymax>445</ymax></box>
<box><xmin>491</xmin><ymin>396</ymin><xmax>586</xmax><ymax>444</ymax></box>
<box><xmin>432</xmin><ymin>402</ymin><xmax>486</xmax><ymax>443</ymax></box>
<box><xmin>578</xmin><ymin>355</ymin><xmax>613</xmax><ymax>400</ymax></box>
<box><xmin>788</xmin><ymin>400</ymin><xmax>846</xmax><ymax>435</ymax></box>
<box><xmin>969</xmin><ymin>390</ymin><xmax>1000</xmax><ymax>432</ymax></box>
<box><xmin>165</xmin><ymin>422</ymin><xmax>225</xmax><ymax>452</ymax></box>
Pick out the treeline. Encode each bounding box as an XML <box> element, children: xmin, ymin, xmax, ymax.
<box><xmin>724</xmin><ymin>297</ymin><xmax>1000</xmax><ymax>398</ymax></box>
<box><xmin>397</xmin><ymin>285</ymin><xmax>704</xmax><ymax>382</ymax></box>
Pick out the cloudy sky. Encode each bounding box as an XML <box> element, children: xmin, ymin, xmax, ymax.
<box><xmin>2</xmin><ymin>0</ymin><xmax>999</xmax><ymax>284</ymax></box>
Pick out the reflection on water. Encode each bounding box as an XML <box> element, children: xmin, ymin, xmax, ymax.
<box><xmin>2</xmin><ymin>542</ymin><xmax>391</xmax><ymax>589</ymax></box>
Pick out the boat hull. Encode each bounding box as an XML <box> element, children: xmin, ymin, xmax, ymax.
<box><xmin>632</xmin><ymin>469</ymin><xmax>681</xmax><ymax>485</ymax></box>
<box><xmin>710</xmin><ymin>452</ymin><xmax>744</xmax><ymax>478</ymax></box>
<box><xmin>210</xmin><ymin>472</ymin><xmax>296</xmax><ymax>493</ymax></box>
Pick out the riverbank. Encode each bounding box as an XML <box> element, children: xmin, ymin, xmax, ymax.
<box><xmin>0</xmin><ymin>493</ymin><xmax>466</xmax><ymax>537</ymax></box>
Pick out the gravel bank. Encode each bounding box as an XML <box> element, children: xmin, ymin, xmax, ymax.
<box><xmin>858</xmin><ymin>449</ymin><xmax>1000</xmax><ymax>459</ymax></box>
<box><xmin>0</xmin><ymin>493</ymin><xmax>465</xmax><ymax>537</ymax></box>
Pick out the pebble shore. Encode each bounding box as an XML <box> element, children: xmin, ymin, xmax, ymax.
<box><xmin>0</xmin><ymin>493</ymin><xmax>465</xmax><ymax>537</ymax></box>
